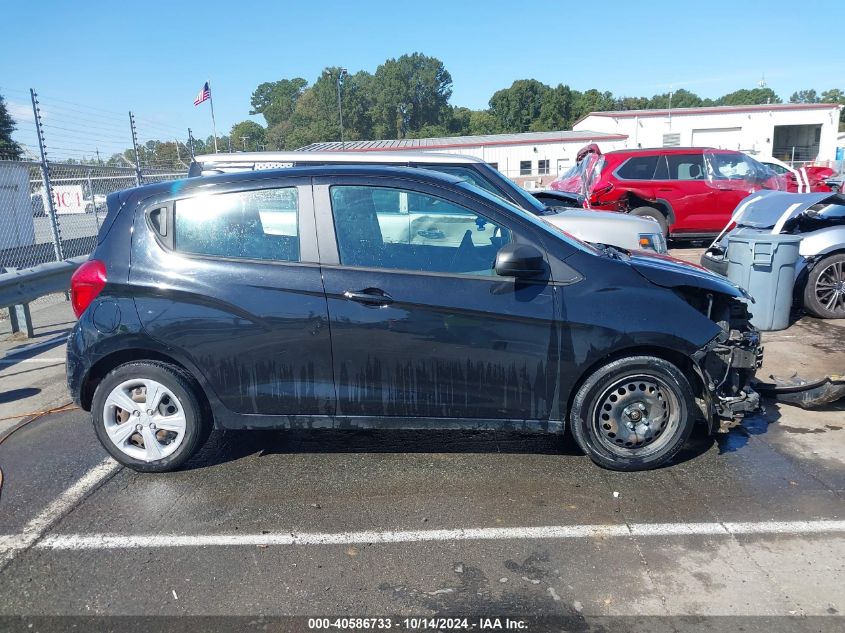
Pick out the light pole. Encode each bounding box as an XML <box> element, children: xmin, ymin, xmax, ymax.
<box><xmin>336</xmin><ymin>68</ymin><xmax>348</xmax><ymax>149</ymax></box>
<box><xmin>241</xmin><ymin>136</ymin><xmax>249</xmax><ymax>151</ymax></box>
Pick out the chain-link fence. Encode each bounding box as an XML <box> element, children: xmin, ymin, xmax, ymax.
<box><xmin>0</xmin><ymin>160</ymin><xmax>186</xmax><ymax>272</ymax></box>
<box><xmin>1</xmin><ymin>89</ymin><xmax>191</xmax><ymax>326</ymax></box>
<box><xmin>0</xmin><ymin>89</ymin><xmax>191</xmax><ymax>272</ymax></box>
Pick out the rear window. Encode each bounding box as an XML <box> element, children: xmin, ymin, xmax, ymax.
<box><xmin>615</xmin><ymin>156</ymin><xmax>660</xmax><ymax>180</ymax></box>
<box><xmin>173</xmin><ymin>187</ymin><xmax>300</xmax><ymax>262</ymax></box>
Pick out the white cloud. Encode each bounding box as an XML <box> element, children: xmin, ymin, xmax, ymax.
<box><xmin>5</xmin><ymin>99</ymin><xmax>35</xmax><ymax>124</ymax></box>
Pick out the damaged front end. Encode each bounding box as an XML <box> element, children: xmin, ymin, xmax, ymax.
<box><xmin>692</xmin><ymin>296</ymin><xmax>763</xmax><ymax>431</ymax></box>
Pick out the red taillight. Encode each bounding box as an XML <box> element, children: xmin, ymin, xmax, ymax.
<box><xmin>70</xmin><ymin>259</ymin><xmax>107</xmax><ymax>318</ymax></box>
<box><xmin>589</xmin><ymin>183</ymin><xmax>614</xmax><ymax>204</ymax></box>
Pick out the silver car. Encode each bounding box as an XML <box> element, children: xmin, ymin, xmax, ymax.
<box><xmin>702</xmin><ymin>191</ymin><xmax>845</xmax><ymax>318</ymax></box>
<box><xmin>188</xmin><ymin>151</ymin><xmax>667</xmax><ymax>254</ymax></box>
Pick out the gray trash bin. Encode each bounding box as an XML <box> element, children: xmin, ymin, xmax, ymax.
<box><xmin>726</xmin><ymin>232</ymin><xmax>802</xmax><ymax>331</ymax></box>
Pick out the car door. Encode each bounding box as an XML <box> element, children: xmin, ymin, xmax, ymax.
<box><xmin>313</xmin><ymin>174</ymin><xmax>557</xmax><ymax>423</ymax></box>
<box><xmin>661</xmin><ymin>153</ymin><xmax>721</xmax><ymax>233</ymax></box>
<box><xmin>703</xmin><ymin>151</ymin><xmax>768</xmax><ymax>227</ymax></box>
<box><xmin>130</xmin><ymin>175</ymin><xmax>335</xmax><ymax>417</ymax></box>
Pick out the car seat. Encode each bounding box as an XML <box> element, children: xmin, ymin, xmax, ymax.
<box><xmin>333</xmin><ymin>188</ymin><xmax>385</xmax><ymax>267</ymax></box>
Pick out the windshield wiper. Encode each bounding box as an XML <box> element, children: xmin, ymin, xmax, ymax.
<box><xmin>594</xmin><ymin>243</ymin><xmax>630</xmax><ymax>260</ymax></box>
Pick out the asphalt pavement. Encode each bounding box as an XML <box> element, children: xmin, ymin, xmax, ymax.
<box><xmin>0</xmin><ymin>249</ymin><xmax>843</xmax><ymax>631</ymax></box>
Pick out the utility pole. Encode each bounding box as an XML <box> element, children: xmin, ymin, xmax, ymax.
<box><xmin>128</xmin><ymin>111</ymin><xmax>143</xmax><ymax>186</ymax></box>
<box><xmin>337</xmin><ymin>68</ymin><xmax>347</xmax><ymax>149</ymax></box>
<box><xmin>187</xmin><ymin>128</ymin><xmax>195</xmax><ymax>159</ymax></box>
<box><xmin>30</xmin><ymin>88</ymin><xmax>64</xmax><ymax>261</ymax></box>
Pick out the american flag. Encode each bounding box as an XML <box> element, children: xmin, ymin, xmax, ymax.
<box><xmin>194</xmin><ymin>82</ymin><xmax>210</xmax><ymax>106</ymax></box>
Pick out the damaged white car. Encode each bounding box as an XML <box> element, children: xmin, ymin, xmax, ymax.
<box><xmin>702</xmin><ymin>191</ymin><xmax>845</xmax><ymax>319</ymax></box>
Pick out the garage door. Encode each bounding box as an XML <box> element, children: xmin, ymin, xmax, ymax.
<box><xmin>691</xmin><ymin>127</ymin><xmax>741</xmax><ymax>149</ymax></box>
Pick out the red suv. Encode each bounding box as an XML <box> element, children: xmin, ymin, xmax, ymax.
<box><xmin>551</xmin><ymin>146</ymin><xmax>781</xmax><ymax>237</ymax></box>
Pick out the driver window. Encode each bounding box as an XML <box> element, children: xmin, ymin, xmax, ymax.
<box><xmin>330</xmin><ymin>185</ymin><xmax>512</xmax><ymax>276</ymax></box>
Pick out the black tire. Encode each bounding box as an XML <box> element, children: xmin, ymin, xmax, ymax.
<box><xmin>629</xmin><ymin>206</ymin><xmax>669</xmax><ymax>237</ymax></box>
<box><xmin>803</xmin><ymin>253</ymin><xmax>845</xmax><ymax>319</ymax></box>
<box><xmin>92</xmin><ymin>361</ymin><xmax>211</xmax><ymax>472</ymax></box>
<box><xmin>569</xmin><ymin>356</ymin><xmax>697</xmax><ymax>471</ymax></box>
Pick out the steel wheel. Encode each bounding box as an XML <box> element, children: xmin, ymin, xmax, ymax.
<box><xmin>103</xmin><ymin>378</ymin><xmax>187</xmax><ymax>462</ymax></box>
<box><xmin>814</xmin><ymin>260</ymin><xmax>845</xmax><ymax>315</ymax></box>
<box><xmin>591</xmin><ymin>374</ymin><xmax>681</xmax><ymax>457</ymax></box>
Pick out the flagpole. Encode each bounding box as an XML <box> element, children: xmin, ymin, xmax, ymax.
<box><xmin>208</xmin><ymin>79</ymin><xmax>218</xmax><ymax>153</ymax></box>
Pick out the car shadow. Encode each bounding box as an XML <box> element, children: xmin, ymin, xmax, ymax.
<box><xmin>182</xmin><ymin>422</ymin><xmax>716</xmax><ymax>471</ymax></box>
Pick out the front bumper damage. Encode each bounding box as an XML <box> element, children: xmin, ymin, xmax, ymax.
<box><xmin>693</xmin><ymin>324</ymin><xmax>763</xmax><ymax>432</ymax></box>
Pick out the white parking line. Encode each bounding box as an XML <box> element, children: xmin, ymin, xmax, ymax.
<box><xmin>0</xmin><ymin>358</ymin><xmax>65</xmax><ymax>364</ymax></box>
<box><xmin>0</xmin><ymin>458</ymin><xmax>121</xmax><ymax>566</ymax></box>
<box><xmin>24</xmin><ymin>519</ymin><xmax>845</xmax><ymax>551</ymax></box>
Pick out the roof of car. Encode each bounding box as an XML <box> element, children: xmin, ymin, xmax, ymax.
<box><xmin>604</xmin><ymin>147</ymin><xmax>720</xmax><ymax>156</ymax></box>
<box><xmin>122</xmin><ymin>164</ymin><xmax>466</xmax><ymax>201</ymax></box>
<box><xmin>191</xmin><ymin>150</ymin><xmax>489</xmax><ymax>167</ymax></box>
<box><xmin>600</xmin><ymin>146</ymin><xmax>750</xmax><ymax>159</ymax></box>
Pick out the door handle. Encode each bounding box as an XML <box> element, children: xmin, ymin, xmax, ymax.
<box><xmin>343</xmin><ymin>288</ymin><xmax>394</xmax><ymax>306</ymax></box>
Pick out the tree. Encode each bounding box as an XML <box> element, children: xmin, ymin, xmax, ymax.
<box><xmin>489</xmin><ymin>80</ymin><xmax>550</xmax><ymax>133</ymax></box>
<box><xmin>616</xmin><ymin>96</ymin><xmax>650</xmax><ymax>111</ymax></box>
<box><xmin>570</xmin><ymin>89</ymin><xmax>616</xmax><ymax>122</ymax></box>
<box><xmin>532</xmin><ymin>84</ymin><xmax>573</xmax><ymax>131</ymax></box>
<box><xmin>340</xmin><ymin>70</ymin><xmax>376</xmax><ymax>141</ymax></box>
<box><xmin>371</xmin><ymin>53</ymin><xmax>453</xmax><ymax>138</ymax></box>
<box><xmin>789</xmin><ymin>89</ymin><xmax>819</xmax><ymax>104</ymax></box>
<box><xmin>647</xmin><ymin>88</ymin><xmax>704</xmax><ymax>109</ymax></box>
<box><xmin>230</xmin><ymin>120</ymin><xmax>266</xmax><ymax>151</ymax></box>
<box><xmin>0</xmin><ymin>93</ymin><xmax>22</xmax><ymax>159</ymax></box>
<box><xmin>249</xmin><ymin>78</ymin><xmax>308</xmax><ymax>128</ymax></box>
<box><xmin>716</xmin><ymin>87</ymin><xmax>781</xmax><ymax>106</ymax></box>
<box><xmin>821</xmin><ymin>88</ymin><xmax>845</xmax><ymax>125</ymax></box>
<box><xmin>468</xmin><ymin>110</ymin><xmax>499</xmax><ymax>135</ymax></box>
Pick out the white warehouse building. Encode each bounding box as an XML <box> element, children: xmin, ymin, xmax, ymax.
<box><xmin>302</xmin><ymin>103</ymin><xmax>842</xmax><ymax>189</ymax></box>
<box><xmin>573</xmin><ymin>103</ymin><xmax>842</xmax><ymax>164</ymax></box>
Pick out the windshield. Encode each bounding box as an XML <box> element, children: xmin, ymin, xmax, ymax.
<box><xmin>456</xmin><ymin>180</ymin><xmax>599</xmax><ymax>255</ymax></box>
<box><xmin>704</xmin><ymin>151</ymin><xmax>785</xmax><ymax>191</ymax></box>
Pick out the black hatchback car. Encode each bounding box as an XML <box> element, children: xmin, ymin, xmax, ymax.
<box><xmin>67</xmin><ymin>165</ymin><xmax>761</xmax><ymax>472</ymax></box>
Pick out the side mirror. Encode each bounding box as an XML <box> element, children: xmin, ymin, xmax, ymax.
<box><xmin>494</xmin><ymin>243</ymin><xmax>547</xmax><ymax>279</ymax></box>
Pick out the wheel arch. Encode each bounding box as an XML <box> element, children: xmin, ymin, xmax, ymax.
<box><xmin>80</xmin><ymin>349</ymin><xmax>214</xmax><ymax>426</ymax></box>
<box><xmin>564</xmin><ymin>344</ymin><xmax>706</xmax><ymax>426</ymax></box>
<box><xmin>623</xmin><ymin>192</ymin><xmax>676</xmax><ymax>225</ymax></box>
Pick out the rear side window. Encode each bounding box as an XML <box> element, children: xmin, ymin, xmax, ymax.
<box><xmin>615</xmin><ymin>156</ymin><xmax>660</xmax><ymax>180</ymax></box>
<box><xmin>666</xmin><ymin>154</ymin><xmax>705</xmax><ymax>180</ymax></box>
<box><xmin>174</xmin><ymin>188</ymin><xmax>299</xmax><ymax>262</ymax></box>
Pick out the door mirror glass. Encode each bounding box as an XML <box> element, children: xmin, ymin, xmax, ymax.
<box><xmin>494</xmin><ymin>243</ymin><xmax>546</xmax><ymax>279</ymax></box>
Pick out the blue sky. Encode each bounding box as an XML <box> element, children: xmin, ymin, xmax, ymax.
<box><xmin>2</xmin><ymin>0</ymin><xmax>843</xmax><ymax>157</ymax></box>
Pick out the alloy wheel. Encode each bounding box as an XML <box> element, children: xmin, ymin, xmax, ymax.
<box><xmin>102</xmin><ymin>378</ymin><xmax>187</xmax><ymax>462</ymax></box>
<box><xmin>815</xmin><ymin>260</ymin><xmax>845</xmax><ymax>315</ymax></box>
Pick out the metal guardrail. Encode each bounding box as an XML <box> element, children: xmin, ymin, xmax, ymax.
<box><xmin>1</xmin><ymin>256</ymin><xmax>85</xmax><ymax>337</ymax></box>
<box><xmin>0</xmin><ymin>257</ymin><xmax>85</xmax><ymax>309</ymax></box>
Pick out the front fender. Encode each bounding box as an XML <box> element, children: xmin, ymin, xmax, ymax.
<box><xmin>798</xmin><ymin>226</ymin><xmax>845</xmax><ymax>258</ymax></box>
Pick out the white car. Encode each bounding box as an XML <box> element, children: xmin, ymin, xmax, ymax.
<box><xmin>189</xmin><ymin>151</ymin><xmax>667</xmax><ymax>254</ymax></box>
